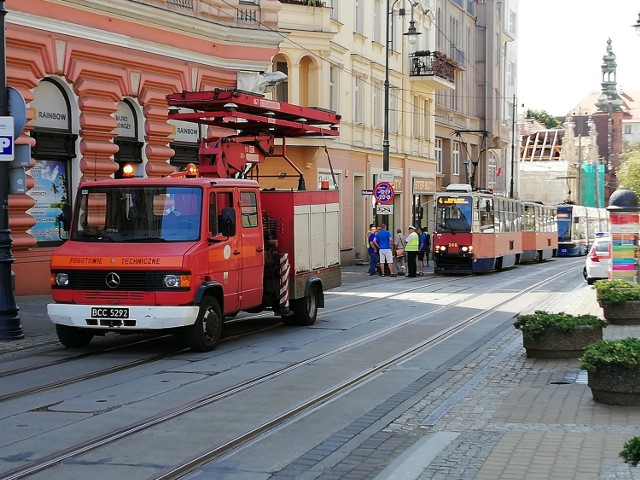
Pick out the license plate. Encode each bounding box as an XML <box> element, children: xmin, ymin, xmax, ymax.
<box><xmin>91</xmin><ymin>307</ymin><xmax>130</xmax><ymax>319</ymax></box>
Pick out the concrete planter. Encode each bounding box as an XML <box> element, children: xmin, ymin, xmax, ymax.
<box><xmin>588</xmin><ymin>364</ymin><xmax>640</xmax><ymax>406</ymax></box>
<box><xmin>523</xmin><ymin>325</ymin><xmax>603</xmax><ymax>359</ymax></box>
<box><xmin>600</xmin><ymin>301</ymin><xmax>640</xmax><ymax>325</ymax></box>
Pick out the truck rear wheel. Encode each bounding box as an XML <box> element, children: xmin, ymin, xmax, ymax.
<box><xmin>185</xmin><ymin>297</ymin><xmax>222</xmax><ymax>352</ymax></box>
<box><xmin>289</xmin><ymin>285</ymin><xmax>318</xmax><ymax>326</ymax></box>
<box><xmin>56</xmin><ymin>324</ymin><xmax>93</xmax><ymax>348</ymax></box>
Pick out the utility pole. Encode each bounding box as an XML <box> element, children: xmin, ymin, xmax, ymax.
<box><xmin>0</xmin><ymin>0</ymin><xmax>23</xmax><ymax>340</ymax></box>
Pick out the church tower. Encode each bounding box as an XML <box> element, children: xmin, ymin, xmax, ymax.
<box><xmin>592</xmin><ymin>38</ymin><xmax>624</xmax><ymax>200</ymax></box>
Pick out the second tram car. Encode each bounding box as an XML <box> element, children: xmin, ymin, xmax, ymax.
<box><xmin>556</xmin><ymin>204</ymin><xmax>608</xmax><ymax>256</ymax></box>
<box><xmin>520</xmin><ymin>201</ymin><xmax>558</xmax><ymax>262</ymax></box>
<box><xmin>433</xmin><ymin>185</ymin><xmax>523</xmax><ymax>274</ymax></box>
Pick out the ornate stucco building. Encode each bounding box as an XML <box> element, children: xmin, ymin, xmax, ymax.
<box><xmin>8</xmin><ymin>0</ymin><xmax>517</xmax><ymax>294</ymax></box>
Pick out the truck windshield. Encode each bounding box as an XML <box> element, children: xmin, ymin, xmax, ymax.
<box><xmin>71</xmin><ymin>186</ymin><xmax>202</xmax><ymax>242</ymax></box>
<box><xmin>436</xmin><ymin>195</ymin><xmax>472</xmax><ymax>232</ymax></box>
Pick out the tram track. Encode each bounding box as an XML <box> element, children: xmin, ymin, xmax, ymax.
<box><xmin>0</xmin><ymin>261</ymin><xmax>580</xmax><ymax>480</ymax></box>
<box><xmin>0</xmin><ymin>258</ymin><xmax>579</xmax><ymax>400</ymax></box>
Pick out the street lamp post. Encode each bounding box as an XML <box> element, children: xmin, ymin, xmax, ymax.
<box><xmin>382</xmin><ymin>0</ymin><xmax>419</xmax><ymax>225</ymax></box>
<box><xmin>0</xmin><ymin>0</ymin><xmax>23</xmax><ymax>340</ymax></box>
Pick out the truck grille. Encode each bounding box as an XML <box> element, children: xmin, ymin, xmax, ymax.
<box><xmin>61</xmin><ymin>270</ymin><xmax>178</xmax><ymax>291</ymax></box>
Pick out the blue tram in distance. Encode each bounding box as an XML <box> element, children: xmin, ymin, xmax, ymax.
<box><xmin>556</xmin><ymin>204</ymin><xmax>608</xmax><ymax>256</ymax></box>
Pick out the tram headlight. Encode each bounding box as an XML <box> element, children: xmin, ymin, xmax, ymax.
<box><xmin>437</xmin><ymin>245</ymin><xmax>447</xmax><ymax>252</ymax></box>
<box><xmin>460</xmin><ymin>245</ymin><xmax>474</xmax><ymax>253</ymax></box>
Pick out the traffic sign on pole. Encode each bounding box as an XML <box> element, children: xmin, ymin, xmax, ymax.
<box><xmin>378</xmin><ymin>171</ymin><xmax>394</xmax><ymax>183</ymax></box>
<box><xmin>0</xmin><ymin>116</ymin><xmax>14</xmax><ymax>161</ymax></box>
<box><xmin>374</xmin><ymin>182</ymin><xmax>394</xmax><ymax>205</ymax></box>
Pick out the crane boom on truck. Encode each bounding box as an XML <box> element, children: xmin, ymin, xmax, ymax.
<box><xmin>47</xmin><ymin>89</ymin><xmax>342</xmax><ymax>352</ymax></box>
<box><xmin>167</xmin><ymin>88</ymin><xmax>340</xmax><ymax>187</ymax></box>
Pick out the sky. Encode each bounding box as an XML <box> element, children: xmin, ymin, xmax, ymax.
<box><xmin>517</xmin><ymin>0</ymin><xmax>640</xmax><ymax>117</ymax></box>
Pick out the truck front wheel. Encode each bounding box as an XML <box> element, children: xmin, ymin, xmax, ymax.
<box><xmin>289</xmin><ymin>285</ymin><xmax>319</xmax><ymax>326</ymax></box>
<box><xmin>56</xmin><ymin>324</ymin><xmax>93</xmax><ymax>348</ymax></box>
<box><xmin>185</xmin><ymin>297</ymin><xmax>223</xmax><ymax>352</ymax></box>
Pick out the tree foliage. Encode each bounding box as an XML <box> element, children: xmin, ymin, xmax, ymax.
<box><xmin>526</xmin><ymin>109</ymin><xmax>562</xmax><ymax>129</ymax></box>
<box><xmin>616</xmin><ymin>142</ymin><xmax>640</xmax><ymax>197</ymax></box>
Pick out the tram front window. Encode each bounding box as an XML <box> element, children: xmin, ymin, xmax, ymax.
<box><xmin>436</xmin><ymin>196</ymin><xmax>472</xmax><ymax>232</ymax></box>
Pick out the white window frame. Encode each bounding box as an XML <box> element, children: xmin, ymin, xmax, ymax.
<box><xmin>329</xmin><ymin>65</ymin><xmax>339</xmax><ymax>113</ymax></box>
<box><xmin>354</xmin><ymin>77</ymin><xmax>363</xmax><ymax>125</ymax></box>
<box><xmin>373</xmin><ymin>81</ymin><xmax>382</xmax><ymax>130</ymax></box>
<box><xmin>452</xmin><ymin>141</ymin><xmax>460</xmax><ymax>176</ymax></box>
<box><xmin>435</xmin><ymin>138</ymin><xmax>443</xmax><ymax>173</ymax></box>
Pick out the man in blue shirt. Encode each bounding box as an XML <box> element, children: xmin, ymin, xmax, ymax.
<box><xmin>376</xmin><ymin>223</ymin><xmax>396</xmax><ymax>277</ymax></box>
<box><xmin>367</xmin><ymin>224</ymin><xmax>379</xmax><ymax>276</ymax></box>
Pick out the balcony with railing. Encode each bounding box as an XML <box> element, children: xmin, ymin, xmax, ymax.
<box><xmin>408</xmin><ymin>51</ymin><xmax>457</xmax><ymax>92</ymax></box>
<box><xmin>126</xmin><ymin>0</ymin><xmax>280</xmax><ymax>30</ymax></box>
<box><xmin>279</xmin><ymin>0</ymin><xmax>326</xmax><ymax>5</ymax></box>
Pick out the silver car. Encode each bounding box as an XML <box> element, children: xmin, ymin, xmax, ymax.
<box><xmin>583</xmin><ymin>237</ymin><xmax>611</xmax><ymax>285</ymax></box>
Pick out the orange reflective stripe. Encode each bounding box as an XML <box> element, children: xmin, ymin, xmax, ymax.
<box><xmin>51</xmin><ymin>256</ymin><xmax>184</xmax><ymax>268</ymax></box>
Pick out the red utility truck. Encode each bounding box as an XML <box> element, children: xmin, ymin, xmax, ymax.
<box><xmin>47</xmin><ymin>89</ymin><xmax>341</xmax><ymax>351</ymax></box>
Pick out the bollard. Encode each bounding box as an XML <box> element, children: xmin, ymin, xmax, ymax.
<box><xmin>607</xmin><ymin>189</ymin><xmax>640</xmax><ymax>282</ymax></box>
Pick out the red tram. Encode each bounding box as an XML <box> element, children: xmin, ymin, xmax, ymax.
<box><xmin>433</xmin><ymin>185</ymin><xmax>557</xmax><ymax>274</ymax></box>
<box><xmin>520</xmin><ymin>201</ymin><xmax>558</xmax><ymax>262</ymax></box>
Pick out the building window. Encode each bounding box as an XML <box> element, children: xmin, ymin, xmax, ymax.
<box><xmin>389</xmin><ymin>90</ymin><xmax>398</xmax><ymax>134</ymax></box>
<box><xmin>330</xmin><ymin>0</ymin><xmax>338</xmax><ymax>19</ymax></box>
<box><xmin>329</xmin><ymin>65</ymin><xmax>339</xmax><ymax>113</ymax></box>
<box><xmin>413</xmin><ymin>97</ymin><xmax>421</xmax><ymax>138</ymax></box>
<box><xmin>373</xmin><ymin>0</ymin><xmax>382</xmax><ymax>43</ymax></box>
<box><xmin>435</xmin><ymin>138</ymin><xmax>443</xmax><ymax>173</ymax></box>
<box><xmin>452</xmin><ymin>141</ymin><xmax>460</xmax><ymax>176</ymax></box>
<box><xmin>274</xmin><ymin>61</ymin><xmax>288</xmax><ymax>102</ymax></box>
<box><xmin>355</xmin><ymin>0</ymin><xmax>363</xmax><ymax>34</ymax></box>
<box><xmin>373</xmin><ymin>81</ymin><xmax>382</xmax><ymax>130</ymax></box>
<box><xmin>354</xmin><ymin>77</ymin><xmax>363</xmax><ymax>125</ymax></box>
<box><xmin>624</xmin><ymin>124</ymin><xmax>632</xmax><ymax>135</ymax></box>
<box><xmin>423</xmin><ymin>99</ymin><xmax>431</xmax><ymax>139</ymax></box>
<box><xmin>487</xmin><ymin>151</ymin><xmax>497</xmax><ymax>190</ymax></box>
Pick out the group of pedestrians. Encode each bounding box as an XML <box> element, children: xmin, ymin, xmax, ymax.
<box><xmin>367</xmin><ymin>223</ymin><xmax>431</xmax><ymax>278</ymax></box>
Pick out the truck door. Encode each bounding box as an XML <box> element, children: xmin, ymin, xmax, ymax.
<box><xmin>238</xmin><ymin>190</ymin><xmax>264</xmax><ymax>309</ymax></box>
<box><xmin>208</xmin><ymin>191</ymin><xmax>241</xmax><ymax>313</ymax></box>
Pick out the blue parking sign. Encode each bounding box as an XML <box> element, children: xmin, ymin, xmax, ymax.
<box><xmin>0</xmin><ymin>116</ymin><xmax>14</xmax><ymax>161</ymax></box>
<box><xmin>0</xmin><ymin>136</ymin><xmax>13</xmax><ymax>154</ymax></box>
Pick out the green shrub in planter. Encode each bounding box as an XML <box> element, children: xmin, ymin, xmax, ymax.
<box><xmin>621</xmin><ymin>435</ymin><xmax>640</xmax><ymax>467</ymax></box>
<box><xmin>580</xmin><ymin>337</ymin><xmax>640</xmax><ymax>372</ymax></box>
<box><xmin>593</xmin><ymin>279</ymin><xmax>640</xmax><ymax>304</ymax></box>
<box><xmin>514</xmin><ymin>311</ymin><xmax>607</xmax><ymax>341</ymax></box>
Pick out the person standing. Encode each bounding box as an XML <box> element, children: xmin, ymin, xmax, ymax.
<box><xmin>424</xmin><ymin>228</ymin><xmax>431</xmax><ymax>268</ymax></box>
<box><xmin>405</xmin><ymin>225</ymin><xmax>419</xmax><ymax>278</ymax></box>
<box><xmin>393</xmin><ymin>228</ymin><xmax>406</xmax><ymax>275</ymax></box>
<box><xmin>367</xmin><ymin>224</ymin><xmax>379</xmax><ymax>276</ymax></box>
<box><xmin>417</xmin><ymin>227</ymin><xmax>427</xmax><ymax>276</ymax></box>
<box><xmin>376</xmin><ymin>223</ymin><xmax>396</xmax><ymax>277</ymax></box>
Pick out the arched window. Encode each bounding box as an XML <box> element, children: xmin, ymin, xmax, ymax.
<box><xmin>29</xmin><ymin>78</ymin><xmax>77</xmax><ymax>245</ymax></box>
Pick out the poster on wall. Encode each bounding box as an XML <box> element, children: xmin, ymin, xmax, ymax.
<box><xmin>27</xmin><ymin>160</ymin><xmax>69</xmax><ymax>244</ymax></box>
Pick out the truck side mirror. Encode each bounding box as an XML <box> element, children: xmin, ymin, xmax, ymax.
<box><xmin>220</xmin><ymin>207</ymin><xmax>236</xmax><ymax>237</ymax></box>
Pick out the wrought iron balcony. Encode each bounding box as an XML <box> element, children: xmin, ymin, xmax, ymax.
<box><xmin>278</xmin><ymin>0</ymin><xmax>326</xmax><ymax>6</ymax></box>
<box><xmin>409</xmin><ymin>51</ymin><xmax>457</xmax><ymax>85</ymax></box>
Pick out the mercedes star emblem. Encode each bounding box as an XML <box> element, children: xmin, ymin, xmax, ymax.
<box><xmin>105</xmin><ymin>272</ymin><xmax>121</xmax><ymax>289</ymax></box>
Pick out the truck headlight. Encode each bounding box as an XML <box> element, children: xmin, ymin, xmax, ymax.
<box><xmin>162</xmin><ymin>274</ymin><xmax>191</xmax><ymax>288</ymax></box>
<box><xmin>54</xmin><ymin>273</ymin><xmax>69</xmax><ymax>286</ymax></box>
